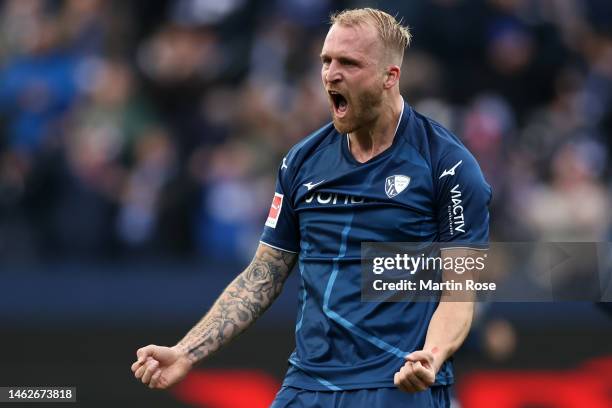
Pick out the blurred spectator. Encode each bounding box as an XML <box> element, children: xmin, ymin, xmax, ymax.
<box><xmin>0</xmin><ymin>13</ymin><xmax>79</xmax><ymax>155</ymax></box>
<box><xmin>0</xmin><ymin>0</ymin><xmax>609</xmax><ymax>262</ymax></box>
<box><xmin>192</xmin><ymin>138</ymin><xmax>272</xmax><ymax>262</ymax></box>
<box><xmin>116</xmin><ymin>127</ymin><xmax>177</xmax><ymax>250</ymax></box>
<box><xmin>524</xmin><ymin>141</ymin><xmax>609</xmax><ymax>241</ymax></box>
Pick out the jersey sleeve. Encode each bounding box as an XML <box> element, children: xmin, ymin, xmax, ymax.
<box><xmin>435</xmin><ymin>149</ymin><xmax>491</xmax><ymax>245</ymax></box>
<box><xmin>260</xmin><ymin>158</ymin><xmax>300</xmax><ymax>253</ymax></box>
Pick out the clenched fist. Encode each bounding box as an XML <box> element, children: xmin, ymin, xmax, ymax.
<box><xmin>131</xmin><ymin>345</ymin><xmax>193</xmax><ymax>389</ymax></box>
<box><xmin>393</xmin><ymin>350</ymin><xmax>437</xmax><ymax>393</ymax></box>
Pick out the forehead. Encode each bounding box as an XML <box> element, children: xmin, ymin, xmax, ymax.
<box><xmin>321</xmin><ymin>23</ymin><xmax>381</xmax><ymax>60</ymax></box>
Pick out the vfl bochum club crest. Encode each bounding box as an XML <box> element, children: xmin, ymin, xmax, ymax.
<box><xmin>385</xmin><ymin>175</ymin><xmax>411</xmax><ymax>198</ymax></box>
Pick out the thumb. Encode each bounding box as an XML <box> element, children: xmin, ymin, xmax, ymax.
<box><xmin>405</xmin><ymin>350</ymin><xmax>434</xmax><ymax>366</ymax></box>
<box><xmin>413</xmin><ymin>361</ymin><xmax>428</xmax><ymax>375</ymax></box>
<box><xmin>137</xmin><ymin>345</ymin><xmax>160</xmax><ymax>363</ymax></box>
<box><xmin>146</xmin><ymin>345</ymin><xmax>179</xmax><ymax>364</ymax></box>
<box><xmin>412</xmin><ymin>361</ymin><xmax>435</xmax><ymax>384</ymax></box>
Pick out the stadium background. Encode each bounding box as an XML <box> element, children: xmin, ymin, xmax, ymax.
<box><xmin>0</xmin><ymin>0</ymin><xmax>610</xmax><ymax>406</ymax></box>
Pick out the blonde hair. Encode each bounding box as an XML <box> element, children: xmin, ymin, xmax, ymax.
<box><xmin>330</xmin><ymin>8</ymin><xmax>411</xmax><ymax>64</ymax></box>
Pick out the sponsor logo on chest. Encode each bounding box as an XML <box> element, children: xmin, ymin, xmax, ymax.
<box><xmin>304</xmin><ymin>192</ymin><xmax>367</xmax><ymax>205</ymax></box>
<box><xmin>302</xmin><ymin>174</ymin><xmax>412</xmax><ymax>206</ymax></box>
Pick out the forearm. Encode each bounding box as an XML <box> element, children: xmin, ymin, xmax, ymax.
<box><xmin>175</xmin><ymin>244</ymin><xmax>296</xmax><ymax>364</ymax></box>
<box><xmin>423</xmin><ymin>301</ymin><xmax>473</xmax><ymax>372</ymax></box>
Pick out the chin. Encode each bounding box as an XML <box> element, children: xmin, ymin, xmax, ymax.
<box><xmin>332</xmin><ymin>117</ymin><xmax>354</xmax><ymax>134</ymax></box>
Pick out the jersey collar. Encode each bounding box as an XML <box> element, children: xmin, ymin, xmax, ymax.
<box><xmin>342</xmin><ymin>99</ymin><xmax>410</xmax><ymax>166</ymax></box>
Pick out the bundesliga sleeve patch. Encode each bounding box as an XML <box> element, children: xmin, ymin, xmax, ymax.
<box><xmin>265</xmin><ymin>192</ymin><xmax>283</xmax><ymax>228</ymax></box>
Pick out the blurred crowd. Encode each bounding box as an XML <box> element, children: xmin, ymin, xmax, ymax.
<box><xmin>0</xmin><ymin>0</ymin><xmax>610</xmax><ymax>262</ymax></box>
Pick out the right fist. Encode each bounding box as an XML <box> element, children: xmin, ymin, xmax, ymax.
<box><xmin>131</xmin><ymin>345</ymin><xmax>193</xmax><ymax>389</ymax></box>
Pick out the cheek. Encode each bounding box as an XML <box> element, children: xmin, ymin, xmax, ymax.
<box><xmin>356</xmin><ymin>86</ymin><xmax>383</xmax><ymax>111</ymax></box>
<box><xmin>321</xmin><ymin>66</ymin><xmax>329</xmax><ymax>83</ymax></box>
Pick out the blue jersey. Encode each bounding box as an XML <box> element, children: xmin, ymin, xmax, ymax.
<box><xmin>260</xmin><ymin>101</ymin><xmax>491</xmax><ymax>390</ymax></box>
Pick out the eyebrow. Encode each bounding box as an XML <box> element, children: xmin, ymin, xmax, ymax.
<box><xmin>320</xmin><ymin>53</ymin><xmax>361</xmax><ymax>65</ymax></box>
<box><xmin>338</xmin><ymin>56</ymin><xmax>359</xmax><ymax>65</ymax></box>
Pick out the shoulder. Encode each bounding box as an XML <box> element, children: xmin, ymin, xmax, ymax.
<box><xmin>409</xmin><ymin>109</ymin><xmax>486</xmax><ymax>183</ymax></box>
<box><xmin>285</xmin><ymin>122</ymin><xmax>337</xmax><ymax>164</ymax></box>
<box><xmin>279</xmin><ymin>121</ymin><xmax>337</xmax><ymax>181</ymax></box>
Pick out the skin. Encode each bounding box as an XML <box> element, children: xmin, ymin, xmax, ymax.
<box><xmin>132</xmin><ymin>20</ymin><xmax>475</xmax><ymax>395</ymax></box>
<box><xmin>320</xmin><ymin>22</ymin><xmax>403</xmax><ymax>163</ymax></box>
<box><xmin>321</xmin><ymin>24</ymin><xmax>476</xmax><ymax>392</ymax></box>
<box><xmin>131</xmin><ymin>243</ymin><xmax>297</xmax><ymax>389</ymax></box>
<box><xmin>393</xmin><ymin>248</ymin><xmax>476</xmax><ymax>393</ymax></box>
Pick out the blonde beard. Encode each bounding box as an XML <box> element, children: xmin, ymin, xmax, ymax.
<box><xmin>332</xmin><ymin>89</ymin><xmax>383</xmax><ymax>134</ymax></box>
<box><xmin>332</xmin><ymin>116</ymin><xmax>356</xmax><ymax>134</ymax></box>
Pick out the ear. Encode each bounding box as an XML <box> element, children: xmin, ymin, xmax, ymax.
<box><xmin>383</xmin><ymin>65</ymin><xmax>401</xmax><ymax>89</ymax></box>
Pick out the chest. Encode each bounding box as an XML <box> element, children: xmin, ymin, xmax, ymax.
<box><xmin>291</xmin><ymin>150</ymin><xmax>439</xmax><ymax>254</ymax></box>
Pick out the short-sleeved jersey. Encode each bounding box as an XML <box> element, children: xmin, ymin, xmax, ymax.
<box><xmin>260</xmin><ymin>101</ymin><xmax>491</xmax><ymax>390</ymax></box>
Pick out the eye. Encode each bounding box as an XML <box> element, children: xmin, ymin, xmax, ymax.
<box><xmin>339</xmin><ymin>58</ymin><xmax>358</xmax><ymax>67</ymax></box>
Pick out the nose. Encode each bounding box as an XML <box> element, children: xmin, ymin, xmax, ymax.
<box><xmin>324</xmin><ymin>61</ymin><xmax>342</xmax><ymax>84</ymax></box>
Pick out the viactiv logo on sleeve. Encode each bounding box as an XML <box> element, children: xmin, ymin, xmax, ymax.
<box><xmin>448</xmin><ymin>184</ymin><xmax>465</xmax><ymax>234</ymax></box>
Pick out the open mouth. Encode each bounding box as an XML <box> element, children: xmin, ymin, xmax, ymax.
<box><xmin>329</xmin><ymin>90</ymin><xmax>348</xmax><ymax>117</ymax></box>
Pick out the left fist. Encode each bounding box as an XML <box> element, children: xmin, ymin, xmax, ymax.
<box><xmin>393</xmin><ymin>350</ymin><xmax>436</xmax><ymax>393</ymax></box>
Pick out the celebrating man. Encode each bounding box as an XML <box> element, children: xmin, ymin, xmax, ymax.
<box><xmin>132</xmin><ymin>8</ymin><xmax>490</xmax><ymax>407</ymax></box>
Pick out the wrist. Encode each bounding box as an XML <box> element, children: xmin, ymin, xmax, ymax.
<box><xmin>172</xmin><ymin>344</ymin><xmax>195</xmax><ymax>367</ymax></box>
<box><xmin>425</xmin><ymin>346</ymin><xmax>446</xmax><ymax>374</ymax></box>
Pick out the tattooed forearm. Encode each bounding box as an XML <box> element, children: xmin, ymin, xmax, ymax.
<box><xmin>175</xmin><ymin>244</ymin><xmax>297</xmax><ymax>364</ymax></box>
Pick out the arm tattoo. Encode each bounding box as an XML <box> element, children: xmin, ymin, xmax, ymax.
<box><xmin>176</xmin><ymin>244</ymin><xmax>297</xmax><ymax>363</ymax></box>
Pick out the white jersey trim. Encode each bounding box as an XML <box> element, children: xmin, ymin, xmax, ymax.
<box><xmin>347</xmin><ymin>98</ymin><xmax>404</xmax><ymax>151</ymax></box>
<box><xmin>259</xmin><ymin>240</ymin><xmax>299</xmax><ymax>254</ymax></box>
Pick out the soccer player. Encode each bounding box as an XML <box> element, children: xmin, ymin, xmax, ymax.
<box><xmin>131</xmin><ymin>8</ymin><xmax>491</xmax><ymax>407</ymax></box>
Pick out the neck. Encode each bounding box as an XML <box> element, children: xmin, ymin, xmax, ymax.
<box><xmin>348</xmin><ymin>94</ymin><xmax>404</xmax><ymax>163</ymax></box>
